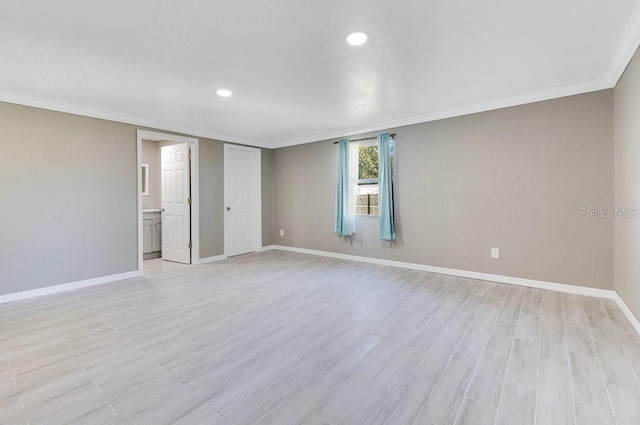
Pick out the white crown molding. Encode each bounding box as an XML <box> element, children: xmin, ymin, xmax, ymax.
<box><xmin>1</xmin><ymin>74</ymin><xmax>613</xmax><ymax>151</ymax></box>
<box><xmin>0</xmin><ymin>90</ymin><xmax>272</xmax><ymax>149</ymax></box>
<box><xmin>605</xmin><ymin>1</ymin><xmax>640</xmax><ymax>86</ymax></box>
<box><xmin>273</xmin><ymin>7</ymin><xmax>640</xmax><ymax>148</ymax></box>
<box><xmin>4</xmin><ymin>5</ymin><xmax>640</xmax><ymax>152</ymax></box>
<box><xmin>0</xmin><ymin>270</ymin><xmax>141</xmax><ymax>305</ymax></box>
<box><xmin>271</xmin><ymin>77</ymin><xmax>611</xmax><ymax>148</ymax></box>
<box><xmin>266</xmin><ymin>245</ymin><xmax>640</xmax><ymax>335</ymax></box>
<box><xmin>0</xmin><ymin>76</ymin><xmax>614</xmax><ymax>150</ymax></box>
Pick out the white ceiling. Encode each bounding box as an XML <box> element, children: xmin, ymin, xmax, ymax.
<box><xmin>1</xmin><ymin>0</ymin><xmax>639</xmax><ymax>148</ymax></box>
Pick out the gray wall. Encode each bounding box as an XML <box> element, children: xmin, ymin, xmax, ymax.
<box><xmin>0</xmin><ymin>89</ymin><xmax>619</xmax><ymax>297</ymax></box>
<box><xmin>141</xmin><ymin>139</ymin><xmax>161</xmax><ymax>210</ymax></box>
<box><xmin>0</xmin><ymin>101</ymin><xmax>274</xmax><ymax>296</ymax></box>
<box><xmin>273</xmin><ymin>91</ymin><xmax>615</xmax><ymax>289</ymax></box>
<box><xmin>0</xmin><ymin>102</ymin><xmax>138</xmax><ymax>295</ymax></box>
<box><xmin>198</xmin><ymin>138</ymin><xmax>225</xmax><ymax>258</ymax></box>
<box><xmin>262</xmin><ymin>148</ymin><xmax>275</xmax><ymax>247</ymax></box>
<box><xmin>615</xmin><ymin>48</ymin><xmax>640</xmax><ymax>318</ymax></box>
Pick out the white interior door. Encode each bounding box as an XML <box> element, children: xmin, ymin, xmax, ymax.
<box><xmin>224</xmin><ymin>144</ymin><xmax>261</xmax><ymax>257</ymax></box>
<box><xmin>161</xmin><ymin>143</ymin><xmax>191</xmax><ymax>264</ymax></box>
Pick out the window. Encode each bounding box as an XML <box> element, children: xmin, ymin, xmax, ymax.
<box><xmin>356</xmin><ymin>184</ymin><xmax>379</xmax><ymax>215</ymax></box>
<box><xmin>355</xmin><ymin>141</ymin><xmax>393</xmax><ymax>216</ymax></box>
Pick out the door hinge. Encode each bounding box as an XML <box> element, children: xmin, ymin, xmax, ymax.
<box><xmin>189</xmin><ymin>150</ymin><xmax>192</xmax><ymax>160</ymax></box>
<box><xmin>188</xmin><ymin>242</ymin><xmax>192</xmax><ymax>249</ymax></box>
<box><xmin>188</xmin><ymin>197</ymin><xmax>192</xmax><ymax>204</ymax></box>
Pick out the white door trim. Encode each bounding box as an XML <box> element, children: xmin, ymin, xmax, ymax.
<box><xmin>136</xmin><ymin>130</ymin><xmax>200</xmax><ymax>274</ymax></box>
<box><xmin>224</xmin><ymin>144</ymin><xmax>262</xmax><ymax>257</ymax></box>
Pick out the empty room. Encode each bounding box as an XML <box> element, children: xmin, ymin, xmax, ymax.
<box><xmin>2</xmin><ymin>1</ymin><xmax>640</xmax><ymax>425</ymax></box>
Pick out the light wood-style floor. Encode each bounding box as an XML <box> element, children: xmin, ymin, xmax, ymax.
<box><xmin>1</xmin><ymin>250</ymin><xmax>640</xmax><ymax>425</ymax></box>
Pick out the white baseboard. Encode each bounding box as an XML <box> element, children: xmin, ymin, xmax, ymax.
<box><xmin>270</xmin><ymin>245</ymin><xmax>615</xmax><ymax>297</ymax></box>
<box><xmin>3</xmin><ymin>246</ymin><xmax>638</xmax><ymax>337</ymax></box>
<box><xmin>198</xmin><ymin>246</ymin><xmax>276</xmax><ymax>263</ymax></box>
<box><xmin>270</xmin><ymin>245</ymin><xmax>640</xmax><ymax>334</ymax></box>
<box><xmin>613</xmin><ymin>293</ymin><xmax>640</xmax><ymax>336</ymax></box>
<box><xmin>196</xmin><ymin>255</ymin><xmax>227</xmax><ymax>264</ymax></box>
<box><xmin>0</xmin><ymin>270</ymin><xmax>141</xmax><ymax>305</ymax></box>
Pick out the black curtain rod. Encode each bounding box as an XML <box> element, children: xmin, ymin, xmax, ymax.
<box><xmin>333</xmin><ymin>133</ymin><xmax>396</xmax><ymax>144</ymax></box>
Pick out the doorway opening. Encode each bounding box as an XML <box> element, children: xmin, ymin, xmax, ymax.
<box><xmin>136</xmin><ymin>130</ymin><xmax>200</xmax><ymax>274</ymax></box>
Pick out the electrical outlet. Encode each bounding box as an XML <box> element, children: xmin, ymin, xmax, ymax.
<box><xmin>491</xmin><ymin>248</ymin><xmax>500</xmax><ymax>259</ymax></box>
<box><xmin>280</xmin><ymin>229</ymin><xmax>284</xmax><ymax>237</ymax></box>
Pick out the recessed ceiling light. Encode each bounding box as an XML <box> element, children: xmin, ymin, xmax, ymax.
<box><xmin>346</xmin><ymin>32</ymin><xmax>368</xmax><ymax>46</ymax></box>
<box><xmin>216</xmin><ymin>89</ymin><xmax>232</xmax><ymax>97</ymax></box>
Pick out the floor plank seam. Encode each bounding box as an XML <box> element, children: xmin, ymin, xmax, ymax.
<box><xmin>585</xmin><ymin>301</ymin><xmax>619</xmax><ymax>425</ymax></box>
<box><xmin>563</xmin><ymin>298</ymin><xmax>580</xmax><ymax>425</ymax></box>
<box><xmin>493</xmin><ymin>289</ymin><xmax>526</xmax><ymax>425</ymax></box>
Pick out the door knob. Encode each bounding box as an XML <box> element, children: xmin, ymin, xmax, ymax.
<box><xmin>226</xmin><ymin>206</ymin><xmax>231</xmax><ymax>211</ymax></box>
